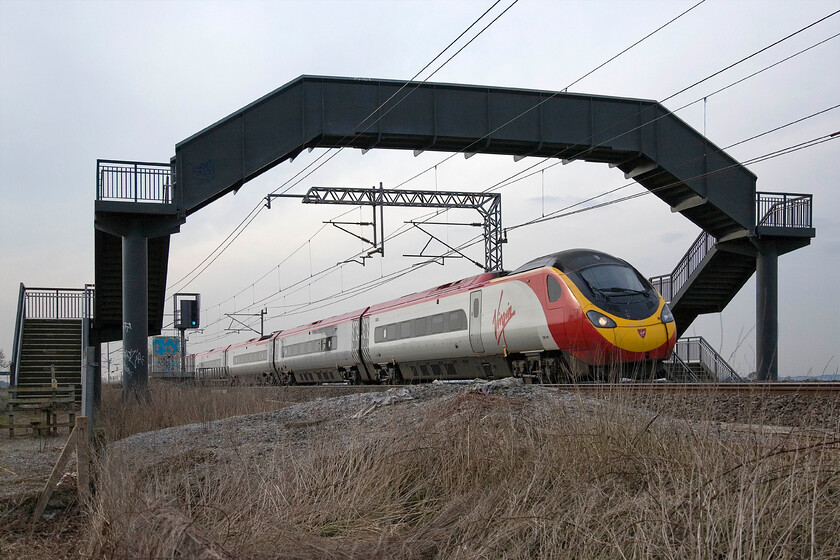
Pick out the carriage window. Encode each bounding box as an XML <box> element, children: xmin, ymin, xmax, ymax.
<box><xmin>547</xmin><ymin>275</ymin><xmax>563</xmax><ymax>302</ymax></box>
<box><xmin>449</xmin><ymin>310</ymin><xmax>467</xmax><ymax>331</ymax></box>
<box><xmin>399</xmin><ymin>321</ymin><xmax>412</xmax><ymax>339</ymax></box>
<box><xmin>374</xmin><ymin>311</ymin><xmax>466</xmax><ymax>341</ymax></box>
<box><xmin>472</xmin><ymin>298</ymin><xmax>480</xmax><ymax>318</ymax></box>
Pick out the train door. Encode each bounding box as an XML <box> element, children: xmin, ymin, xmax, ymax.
<box><xmin>546</xmin><ymin>273</ymin><xmax>567</xmax><ymax>343</ymax></box>
<box><xmin>352</xmin><ymin>315</ymin><xmax>374</xmax><ymax>383</ymax></box>
<box><xmin>469</xmin><ymin>290</ymin><xmax>485</xmax><ymax>353</ymax></box>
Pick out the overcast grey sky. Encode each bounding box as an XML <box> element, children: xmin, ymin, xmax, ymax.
<box><xmin>1</xmin><ymin>0</ymin><xmax>838</xmax><ymax>378</ymax></box>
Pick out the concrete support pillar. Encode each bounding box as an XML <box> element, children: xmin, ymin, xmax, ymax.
<box><xmin>755</xmin><ymin>242</ymin><xmax>779</xmax><ymax>381</ymax></box>
<box><xmin>122</xmin><ymin>229</ymin><xmax>150</xmax><ymax>401</ymax></box>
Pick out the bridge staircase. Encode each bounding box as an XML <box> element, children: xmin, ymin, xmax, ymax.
<box><xmin>10</xmin><ymin>285</ymin><xmax>93</xmax><ymax>402</ymax></box>
<box><xmin>651</xmin><ymin>193</ymin><xmax>815</xmax><ymax>380</ymax></box>
<box><xmin>664</xmin><ymin>337</ymin><xmax>742</xmax><ymax>382</ymax></box>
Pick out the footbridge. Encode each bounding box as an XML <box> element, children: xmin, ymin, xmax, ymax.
<box><xmin>83</xmin><ymin>75</ymin><xmax>813</xmax><ymax>395</ymax></box>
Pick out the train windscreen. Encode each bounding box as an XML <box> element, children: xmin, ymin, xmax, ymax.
<box><xmin>578</xmin><ymin>264</ymin><xmax>648</xmax><ymax>295</ymax></box>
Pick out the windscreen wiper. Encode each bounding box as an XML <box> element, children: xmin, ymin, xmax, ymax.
<box><xmin>579</xmin><ymin>276</ymin><xmax>611</xmax><ymax>301</ymax></box>
<box><xmin>602</xmin><ymin>287</ymin><xmax>649</xmax><ymax>296</ymax></box>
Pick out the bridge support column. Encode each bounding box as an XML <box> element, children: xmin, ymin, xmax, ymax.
<box><xmin>755</xmin><ymin>241</ymin><xmax>778</xmax><ymax>381</ymax></box>
<box><xmin>122</xmin><ymin>228</ymin><xmax>150</xmax><ymax>401</ymax></box>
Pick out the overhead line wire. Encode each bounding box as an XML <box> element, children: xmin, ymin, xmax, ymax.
<box><xmin>506</xmin><ymin>131</ymin><xmax>838</xmax><ymax>232</ymax></box>
<box><xmin>481</xmin><ymin>32</ymin><xmax>840</xmax><ymax>197</ymax></box>
<box><xmin>185</xmin><ymin>0</ymin><xmax>767</xmax><ymax>339</ymax></box>
<box><xmin>396</xmin><ymin>8</ymin><xmax>839</xmax><ymax>202</ymax></box>
<box><xmin>410</xmin><ymin>22</ymin><xmax>840</xmax><ymax>237</ymax></box>
<box><xmin>176</xmin><ymin>0</ymin><xmax>517</xmax><ymax>329</ymax></box>
<box><xmin>187</xmin><ymin>7</ymin><xmax>839</xmax><ymax>344</ymax></box>
<box><xmin>166</xmin><ymin>0</ymin><xmax>515</xmax><ymax>295</ymax></box>
<box><xmin>661</xmin><ymin>7</ymin><xmax>840</xmax><ymax>103</ymax></box>
<box><xmin>563</xmin><ymin>0</ymin><xmax>707</xmax><ymax>92</ymax></box>
<box><xmin>392</xmin><ymin>0</ymin><xmax>708</xmax><ymax>190</ymax></box>
<box><xmin>192</xmin><ymin>129</ymin><xmax>837</xmax><ymax>343</ymax></box>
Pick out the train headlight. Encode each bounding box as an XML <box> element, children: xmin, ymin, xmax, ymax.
<box><xmin>660</xmin><ymin>304</ymin><xmax>675</xmax><ymax>323</ymax></box>
<box><xmin>586</xmin><ymin>310</ymin><xmax>617</xmax><ymax>329</ymax></box>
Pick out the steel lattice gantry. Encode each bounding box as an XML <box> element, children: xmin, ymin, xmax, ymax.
<box><xmin>275</xmin><ymin>186</ymin><xmax>503</xmax><ymax>272</ymax></box>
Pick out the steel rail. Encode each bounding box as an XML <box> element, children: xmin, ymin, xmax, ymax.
<box><xmin>174</xmin><ymin>379</ymin><xmax>839</xmax><ymax>394</ymax></box>
<box><xmin>543</xmin><ymin>382</ymin><xmax>839</xmax><ymax>394</ymax></box>
<box><xmin>245</xmin><ymin>381</ymin><xmax>839</xmax><ymax>394</ymax></box>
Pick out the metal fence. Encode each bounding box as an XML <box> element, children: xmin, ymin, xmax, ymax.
<box><xmin>756</xmin><ymin>192</ymin><xmax>812</xmax><ymax>229</ymax></box>
<box><xmin>97</xmin><ymin>159</ymin><xmax>172</xmax><ymax>204</ymax></box>
<box><xmin>649</xmin><ymin>230</ymin><xmax>716</xmax><ymax>303</ymax></box>
<box><xmin>650</xmin><ymin>192</ymin><xmax>812</xmax><ymax>303</ymax></box>
<box><xmin>648</xmin><ymin>275</ymin><xmax>672</xmax><ymax>302</ymax></box>
<box><xmin>22</xmin><ymin>286</ymin><xmax>94</xmax><ymax>320</ymax></box>
<box><xmin>668</xmin><ymin>336</ymin><xmax>741</xmax><ymax>381</ymax></box>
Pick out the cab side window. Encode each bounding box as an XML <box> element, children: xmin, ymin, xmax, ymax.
<box><xmin>547</xmin><ymin>275</ymin><xmax>563</xmax><ymax>302</ymax></box>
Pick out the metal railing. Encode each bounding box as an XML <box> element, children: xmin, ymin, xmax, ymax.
<box><xmin>665</xmin><ymin>351</ymin><xmax>701</xmax><ymax>383</ymax></box>
<box><xmin>21</xmin><ymin>286</ymin><xmax>95</xmax><ymax>320</ymax></box>
<box><xmin>648</xmin><ymin>275</ymin><xmax>673</xmax><ymax>303</ymax></box>
<box><xmin>11</xmin><ymin>284</ymin><xmax>25</xmax><ymax>386</ymax></box>
<box><xmin>97</xmin><ymin>159</ymin><xmax>172</xmax><ymax>204</ymax></box>
<box><xmin>10</xmin><ymin>285</ymin><xmax>95</xmax><ymax>388</ymax></box>
<box><xmin>650</xmin><ymin>192</ymin><xmax>812</xmax><ymax>303</ymax></box>
<box><xmin>756</xmin><ymin>192</ymin><xmax>812</xmax><ymax>229</ymax></box>
<box><xmin>666</xmin><ymin>336</ymin><xmax>742</xmax><ymax>381</ymax></box>
<box><xmin>649</xmin><ymin>230</ymin><xmax>716</xmax><ymax>303</ymax></box>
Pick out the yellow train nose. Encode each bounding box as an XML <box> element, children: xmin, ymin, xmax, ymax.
<box><xmin>612</xmin><ymin>323</ymin><xmax>669</xmax><ymax>353</ymax></box>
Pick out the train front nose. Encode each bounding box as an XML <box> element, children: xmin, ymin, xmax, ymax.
<box><xmin>585</xmin><ymin>304</ymin><xmax>677</xmax><ymax>362</ymax></box>
<box><xmin>612</xmin><ymin>321</ymin><xmax>674</xmax><ymax>358</ymax></box>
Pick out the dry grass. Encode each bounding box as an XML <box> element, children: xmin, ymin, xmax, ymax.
<box><xmin>97</xmin><ymin>381</ymin><xmax>384</xmax><ymax>442</ymax></box>
<box><xmin>79</xmin><ymin>388</ymin><xmax>840</xmax><ymax>559</ymax></box>
<box><xmin>98</xmin><ymin>382</ymin><xmax>291</xmax><ymax>442</ymax></box>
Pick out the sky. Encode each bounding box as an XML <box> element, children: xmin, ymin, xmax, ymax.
<box><xmin>1</xmin><ymin>0</ymin><xmax>838</xmax><ymax>379</ymax></box>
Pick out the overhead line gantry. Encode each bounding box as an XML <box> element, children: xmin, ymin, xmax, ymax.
<box><xmin>266</xmin><ymin>185</ymin><xmax>503</xmax><ymax>272</ymax></box>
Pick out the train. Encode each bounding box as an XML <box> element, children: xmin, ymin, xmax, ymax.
<box><xmin>190</xmin><ymin>249</ymin><xmax>677</xmax><ymax>385</ymax></box>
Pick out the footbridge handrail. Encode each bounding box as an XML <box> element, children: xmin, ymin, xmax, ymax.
<box><xmin>650</xmin><ymin>191</ymin><xmax>813</xmax><ymax>303</ymax></box>
<box><xmin>665</xmin><ymin>350</ymin><xmax>701</xmax><ymax>383</ymax></box>
<box><xmin>668</xmin><ymin>336</ymin><xmax>742</xmax><ymax>381</ymax></box>
<box><xmin>10</xmin><ymin>285</ymin><xmax>95</xmax><ymax>388</ymax></box>
<box><xmin>97</xmin><ymin>159</ymin><xmax>172</xmax><ymax>204</ymax></box>
<box><xmin>649</xmin><ymin>230</ymin><xmax>716</xmax><ymax>302</ymax></box>
<box><xmin>19</xmin><ymin>286</ymin><xmax>95</xmax><ymax>321</ymax></box>
<box><xmin>756</xmin><ymin>192</ymin><xmax>813</xmax><ymax>229</ymax></box>
<box><xmin>10</xmin><ymin>283</ymin><xmax>25</xmax><ymax>386</ymax></box>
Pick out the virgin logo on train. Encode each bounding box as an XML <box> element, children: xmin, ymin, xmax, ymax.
<box><xmin>493</xmin><ymin>291</ymin><xmax>516</xmax><ymax>347</ymax></box>
<box><xmin>638</xmin><ymin>328</ymin><xmax>647</xmax><ymax>338</ymax></box>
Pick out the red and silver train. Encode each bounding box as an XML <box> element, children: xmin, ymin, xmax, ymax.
<box><xmin>190</xmin><ymin>249</ymin><xmax>677</xmax><ymax>384</ymax></box>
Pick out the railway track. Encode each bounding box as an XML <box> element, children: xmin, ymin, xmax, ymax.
<box><xmin>189</xmin><ymin>379</ymin><xmax>839</xmax><ymax>395</ymax></box>
<box><xmin>542</xmin><ymin>382</ymin><xmax>840</xmax><ymax>394</ymax></box>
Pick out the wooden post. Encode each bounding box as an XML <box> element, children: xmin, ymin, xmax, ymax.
<box><xmin>76</xmin><ymin>417</ymin><xmax>90</xmax><ymax>502</ymax></box>
<box><xmin>31</xmin><ymin>416</ymin><xmax>91</xmax><ymax>523</ymax></box>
